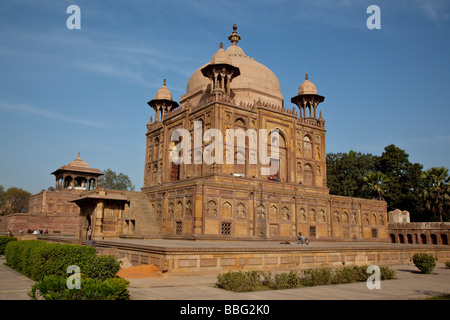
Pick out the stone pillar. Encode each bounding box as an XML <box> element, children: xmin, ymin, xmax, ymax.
<box><xmin>249</xmin><ymin>191</ymin><xmax>254</xmax><ymax>236</ymax></box>
<box><xmin>41</xmin><ymin>191</ymin><xmax>46</xmax><ymax>212</ymax></box>
<box><xmin>155</xmin><ymin>105</ymin><xmax>160</xmax><ymax>121</ymax></box>
<box><xmin>93</xmin><ymin>199</ymin><xmax>104</xmax><ymax>239</ymax></box>
<box><xmin>291</xmin><ymin>200</ymin><xmax>296</xmax><ymax>237</ymax></box>
<box><xmin>122</xmin><ymin>202</ymin><xmax>130</xmax><ymax>236</ymax></box>
<box><xmin>194</xmin><ymin>185</ymin><xmax>203</xmax><ymax>235</ymax></box>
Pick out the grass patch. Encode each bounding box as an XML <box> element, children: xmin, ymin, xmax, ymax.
<box><xmin>426</xmin><ymin>294</ymin><xmax>450</xmax><ymax>300</ymax></box>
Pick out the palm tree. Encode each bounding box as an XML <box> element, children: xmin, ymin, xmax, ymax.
<box><xmin>421</xmin><ymin>167</ymin><xmax>450</xmax><ymax>222</ymax></box>
<box><xmin>363</xmin><ymin>171</ymin><xmax>390</xmax><ymax>201</ymax></box>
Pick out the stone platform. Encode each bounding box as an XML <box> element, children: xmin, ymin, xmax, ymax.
<box><xmin>41</xmin><ymin>236</ymin><xmax>450</xmax><ymax>276</ymax></box>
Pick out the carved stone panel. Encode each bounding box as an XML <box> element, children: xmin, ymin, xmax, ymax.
<box><xmin>236</xmin><ymin>202</ymin><xmax>246</xmax><ymax>219</ymax></box>
<box><xmin>221</xmin><ymin>201</ymin><xmax>232</xmax><ymax>218</ymax></box>
<box><xmin>206</xmin><ymin>200</ymin><xmax>217</xmax><ymax>217</ymax></box>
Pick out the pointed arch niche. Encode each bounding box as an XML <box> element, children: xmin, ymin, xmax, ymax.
<box><xmin>269</xmin><ymin>130</ymin><xmax>288</xmax><ymax>182</ymax></box>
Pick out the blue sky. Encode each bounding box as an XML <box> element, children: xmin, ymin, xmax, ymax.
<box><xmin>1</xmin><ymin>0</ymin><xmax>449</xmax><ymax>194</ymax></box>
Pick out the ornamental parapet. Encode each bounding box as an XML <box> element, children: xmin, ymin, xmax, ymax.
<box><xmin>297</xmin><ymin>117</ymin><xmax>325</xmax><ymax>129</ymax></box>
<box><xmin>389</xmin><ymin>222</ymin><xmax>450</xmax><ymax>230</ymax></box>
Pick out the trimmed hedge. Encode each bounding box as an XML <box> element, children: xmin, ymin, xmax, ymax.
<box><xmin>5</xmin><ymin>240</ymin><xmax>129</xmax><ymax>300</ymax></box>
<box><xmin>217</xmin><ymin>265</ymin><xmax>397</xmax><ymax>292</ymax></box>
<box><xmin>5</xmin><ymin>240</ymin><xmax>96</xmax><ymax>281</ymax></box>
<box><xmin>0</xmin><ymin>236</ymin><xmax>17</xmax><ymax>255</ymax></box>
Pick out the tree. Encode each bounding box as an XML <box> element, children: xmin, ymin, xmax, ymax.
<box><xmin>363</xmin><ymin>171</ymin><xmax>390</xmax><ymax>200</ymax></box>
<box><xmin>0</xmin><ymin>185</ymin><xmax>5</xmax><ymax>205</ymax></box>
<box><xmin>326</xmin><ymin>150</ymin><xmax>376</xmax><ymax>198</ymax></box>
<box><xmin>0</xmin><ymin>186</ymin><xmax>6</xmax><ymax>215</ymax></box>
<box><xmin>421</xmin><ymin>167</ymin><xmax>450</xmax><ymax>222</ymax></box>
<box><xmin>97</xmin><ymin>169</ymin><xmax>135</xmax><ymax>191</ymax></box>
<box><xmin>0</xmin><ymin>187</ymin><xmax>31</xmax><ymax>215</ymax></box>
<box><xmin>374</xmin><ymin>144</ymin><xmax>423</xmax><ymax>214</ymax></box>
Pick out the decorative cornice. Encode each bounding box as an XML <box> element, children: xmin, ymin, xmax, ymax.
<box><xmin>251</xmin><ymin>99</ymin><xmax>297</xmax><ymax>117</ymax></box>
<box><xmin>297</xmin><ymin>117</ymin><xmax>325</xmax><ymax>129</ymax></box>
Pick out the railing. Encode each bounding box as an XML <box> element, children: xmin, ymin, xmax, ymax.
<box><xmin>389</xmin><ymin>222</ymin><xmax>450</xmax><ymax>229</ymax></box>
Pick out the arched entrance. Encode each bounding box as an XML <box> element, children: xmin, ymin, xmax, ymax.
<box><xmin>441</xmin><ymin>234</ymin><xmax>448</xmax><ymax>245</ymax></box>
<box><xmin>430</xmin><ymin>234</ymin><xmax>438</xmax><ymax>245</ymax></box>
<box><xmin>268</xmin><ymin>130</ymin><xmax>288</xmax><ymax>182</ymax></box>
<box><xmin>80</xmin><ymin>207</ymin><xmax>94</xmax><ymax>239</ymax></box>
<box><xmin>420</xmin><ymin>234</ymin><xmax>427</xmax><ymax>244</ymax></box>
<box><xmin>390</xmin><ymin>234</ymin><xmax>396</xmax><ymax>243</ymax></box>
<box><xmin>407</xmin><ymin>234</ymin><xmax>413</xmax><ymax>244</ymax></box>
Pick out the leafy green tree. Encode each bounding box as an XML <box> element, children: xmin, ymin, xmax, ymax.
<box><xmin>97</xmin><ymin>169</ymin><xmax>135</xmax><ymax>191</ymax></box>
<box><xmin>0</xmin><ymin>187</ymin><xmax>31</xmax><ymax>215</ymax></box>
<box><xmin>374</xmin><ymin>144</ymin><xmax>423</xmax><ymax>214</ymax></box>
<box><xmin>0</xmin><ymin>185</ymin><xmax>5</xmax><ymax>206</ymax></box>
<box><xmin>421</xmin><ymin>167</ymin><xmax>450</xmax><ymax>222</ymax></box>
<box><xmin>326</xmin><ymin>150</ymin><xmax>376</xmax><ymax>198</ymax></box>
<box><xmin>363</xmin><ymin>171</ymin><xmax>390</xmax><ymax>200</ymax></box>
<box><xmin>0</xmin><ymin>186</ymin><xmax>6</xmax><ymax>215</ymax></box>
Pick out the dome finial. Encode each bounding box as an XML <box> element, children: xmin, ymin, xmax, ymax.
<box><xmin>305</xmin><ymin>72</ymin><xmax>309</xmax><ymax>80</ymax></box>
<box><xmin>163</xmin><ymin>78</ymin><xmax>166</xmax><ymax>86</ymax></box>
<box><xmin>228</xmin><ymin>24</ymin><xmax>241</xmax><ymax>45</ymax></box>
<box><xmin>220</xmin><ymin>42</ymin><xmax>223</xmax><ymax>49</ymax></box>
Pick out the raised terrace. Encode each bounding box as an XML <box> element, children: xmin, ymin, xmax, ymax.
<box><xmin>41</xmin><ymin>236</ymin><xmax>450</xmax><ymax>276</ymax></box>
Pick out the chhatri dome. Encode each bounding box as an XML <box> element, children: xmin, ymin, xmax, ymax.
<box><xmin>148</xmin><ymin>78</ymin><xmax>179</xmax><ymax>121</ymax></box>
<box><xmin>154</xmin><ymin>78</ymin><xmax>173</xmax><ymax>101</ymax></box>
<box><xmin>182</xmin><ymin>25</ymin><xmax>283</xmax><ymax>106</ymax></box>
<box><xmin>298</xmin><ymin>72</ymin><xmax>318</xmax><ymax>95</ymax></box>
<box><xmin>210</xmin><ymin>42</ymin><xmax>233</xmax><ymax>65</ymax></box>
<box><xmin>64</xmin><ymin>152</ymin><xmax>89</xmax><ymax>169</ymax></box>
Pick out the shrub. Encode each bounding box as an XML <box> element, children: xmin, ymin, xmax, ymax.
<box><xmin>216</xmin><ymin>265</ymin><xmax>396</xmax><ymax>292</ymax></box>
<box><xmin>260</xmin><ymin>271</ymin><xmax>272</xmax><ymax>287</ymax></box>
<box><xmin>300</xmin><ymin>268</ymin><xmax>332</xmax><ymax>287</ymax></box>
<box><xmin>272</xmin><ymin>271</ymin><xmax>301</xmax><ymax>290</ymax></box>
<box><xmin>0</xmin><ymin>236</ymin><xmax>17</xmax><ymax>255</ymax></box>
<box><xmin>216</xmin><ymin>270</ymin><xmax>263</xmax><ymax>292</ymax></box>
<box><xmin>332</xmin><ymin>266</ymin><xmax>362</xmax><ymax>284</ymax></box>
<box><xmin>29</xmin><ymin>275</ymin><xmax>130</xmax><ymax>300</ymax></box>
<box><xmin>412</xmin><ymin>253</ymin><xmax>436</xmax><ymax>274</ymax></box>
<box><xmin>83</xmin><ymin>255</ymin><xmax>122</xmax><ymax>281</ymax></box>
<box><xmin>28</xmin><ymin>274</ymin><xmax>70</xmax><ymax>300</ymax></box>
<box><xmin>380</xmin><ymin>266</ymin><xmax>396</xmax><ymax>280</ymax></box>
<box><xmin>445</xmin><ymin>261</ymin><xmax>450</xmax><ymax>269</ymax></box>
<box><xmin>5</xmin><ymin>240</ymin><xmax>96</xmax><ymax>280</ymax></box>
<box><xmin>5</xmin><ymin>240</ymin><xmax>47</xmax><ymax>274</ymax></box>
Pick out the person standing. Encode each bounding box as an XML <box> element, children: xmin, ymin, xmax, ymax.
<box><xmin>85</xmin><ymin>235</ymin><xmax>97</xmax><ymax>247</ymax></box>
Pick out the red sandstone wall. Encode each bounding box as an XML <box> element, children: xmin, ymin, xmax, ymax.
<box><xmin>4</xmin><ymin>190</ymin><xmax>82</xmax><ymax>235</ymax></box>
<box><xmin>5</xmin><ymin>213</ymin><xmax>80</xmax><ymax>235</ymax></box>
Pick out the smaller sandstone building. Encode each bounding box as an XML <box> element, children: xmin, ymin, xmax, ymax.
<box><xmin>3</xmin><ymin>154</ymin><xmax>103</xmax><ymax>235</ymax></box>
<box><xmin>388</xmin><ymin>209</ymin><xmax>449</xmax><ymax>245</ymax></box>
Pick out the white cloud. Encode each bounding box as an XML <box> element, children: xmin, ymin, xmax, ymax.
<box><xmin>0</xmin><ymin>101</ymin><xmax>105</xmax><ymax>128</ymax></box>
<box><xmin>76</xmin><ymin>61</ymin><xmax>159</xmax><ymax>88</ymax></box>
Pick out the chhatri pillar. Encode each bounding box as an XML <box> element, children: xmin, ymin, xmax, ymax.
<box><xmin>147</xmin><ymin>79</ymin><xmax>179</xmax><ymax>122</ymax></box>
<box><xmin>291</xmin><ymin>72</ymin><xmax>325</xmax><ymax>120</ymax></box>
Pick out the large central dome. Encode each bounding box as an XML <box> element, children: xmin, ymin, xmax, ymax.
<box><xmin>181</xmin><ymin>25</ymin><xmax>283</xmax><ymax>107</ymax></box>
